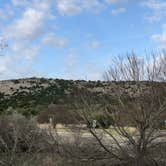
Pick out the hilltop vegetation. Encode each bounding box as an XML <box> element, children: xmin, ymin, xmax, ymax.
<box><xmin>0</xmin><ymin>77</ymin><xmax>165</xmax><ymax>118</ymax></box>
<box><xmin>0</xmin><ymin>77</ymin><xmax>105</xmax><ymax>116</ymax></box>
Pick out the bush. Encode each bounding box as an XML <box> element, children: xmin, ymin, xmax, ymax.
<box><xmin>159</xmin><ymin>120</ymin><xmax>166</xmax><ymax>130</ymax></box>
<box><xmin>12</xmin><ymin>80</ymin><xmax>20</xmax><ymax>84</ymax></box>
<box><xmin>87</xmin><ymin>112</ymin><xmax>114</xmax><ymax>129</ymax></box>
<box><xmin>0</xmin><ymin>113</ymin><xmax>48</xmax><ymax>153</ymax></box>
<box><xmin>37</xmin><ymin>104</ymin><xmax>75</xmax><ymax>126</ymax></box>
<box><xmin>0</xmin><ymin>113</ymin><xmax>52</xmax><ymax>165</ymax></box>
<box><xmin>37</xmin><ymin>109</ymin><xmax>50</xmax><ymax>124</ymax></box>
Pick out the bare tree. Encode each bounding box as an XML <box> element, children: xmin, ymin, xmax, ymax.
<box><xmin>73</xmin><ymin>52</ymin><xmax>166</xmax><ymax>166</ymax></box>
<box><xmin>0</xmin><ymin>113</ymin><xmax>51</xmax><ymax>166</ymax></box>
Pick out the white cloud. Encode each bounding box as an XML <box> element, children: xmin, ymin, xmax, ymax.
<box><xmin>0</xmin><ymin>5</ymin><xmax>15</xmax><ymax>22</ymax></box>
<box><xmin>0</xmin><ymin>44</ymin><xmax>42</xmax><ymax>80</ymax></box>
<box><xmin>56</xmin><ymin>0</ymin><xmax>105</xmax><ymax>15</ymax></box>
<box><xmin>111</xmin><ymin>7</ymin><xmax>126</xmax><ymax>15</ymax></box>
<box><xmin>10</xmin><ymin>42</ymin><xmax>40</xmax><ymax>65</ymax></box>
<box><xmin>56</xmin><ymin>0</ymin><xmax>82</xmax><ymax>15</ymax></box>
<box><xmin>83</xmin><ymin>63</ymin><xmax>103</xmax><ymax>80</ymax></box>
<box><xmin>0</xmin><ymin>9</ymin><xmax>8</xmax><ymax>20</ymax></box>
<box><xmin>0</xmin><ymin>37</ymin><xmax>8</xmax><ymax>51</ymax></box>
<box><xmin>12</xmin><ymin>0</ymin><xmax>53</xmax><ymax>10</ymax></box>
<box><xmin>6</xmin><ymin>8</ymin><xmax>47</xmax><ymax>41</ymax></box>
<box><xmin>142</xmin><ymin>0</ymin><xmax>166</xmax><ymax>22</ymax></box>
<box><xmin>0</xmin><ymin>55</ymin><xmax>11</xmax><ymax>74</ymax></box>
<box><xmin>6</xmin><ymin>0</ymin><xmax>54</xmax><ymax>41</ymax></box>
<box><xmin>4</xmin><ymin>1</ymin><xmax>53</xmax><ymax>61</ymax></box>
<box><xmin>56</xmin><ymin>0</ymin><xmax>129</xmax><ymax>16</ymax></box>
<box><xmin>106</xmin><ymin>0</ymin><xmax>129</xmax><ymax>4</ymax></box>
<box><xmin>142</xmin><ymin>0</ymin><xmax>166</xmax><ymax>11</ymax></box>
<box><xmin>89</xmin><ymin>40</ymin><xmax>101</xmax><ymax>49</ymax></box>
<box><xmin>43</xmin><ymin>34</ymin><xmax>69</xmax><ymax>47</ymax></box>
<box><xmin>152</xmin><ymin>24</ymin><xmax>166</xmax><ymax>48</ymax></box>
<box><xmin>33</xmin><ymin>0</ymin><xmax>53</xmax><ymax>13</ymax></box>
<box><xmin>12</xmin><ymin>0</ymin><xmax>29</xmax><ymax>6</ymax></box>
<box><xmin>63</xmin><ymin>51</ymin><xmax>80</xmax><ymax>80</ymax></box>
<box><xmin>21</xmin><ymin>46</ymin><xmax>40</xmax><ymax>61</ymax></box>
<box><xmin>0</xmin><ymin>9</ymin><xmax>6</xmax><ymax>20</ymax></box>
<box><xmin>64</xmin><ymin>58</ymin><xmax>103</xmax><ymax>80</ymax></box>
<box><xmin>89</xmin><ymin>72</ymin><xmax>102</xmax><ymax>80</ymax></box>
<box><xmin>0</xmin><ymin>0</ymin><xmax>56</xmax><ymax>79</ymax></box>
<box><xmin>0</xmin><ymin>54</ymin><xmax>21</xmax><ymax>79</ymax></box>
<box><xmin>65</xmin><ymin>53</ymin><xmax>77</xmax><ymax>67</ymax></box>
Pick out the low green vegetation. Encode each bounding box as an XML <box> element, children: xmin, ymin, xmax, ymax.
<box><xmin>0</xmin><ymin>78</ymin><xmax>114</xmax><ymax>117</ymax></box>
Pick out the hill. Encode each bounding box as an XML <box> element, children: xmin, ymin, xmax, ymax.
<box><xmin>0</xmin><ymin>77</ymin><xmax>165</xmax><ymax>117</ymax></box>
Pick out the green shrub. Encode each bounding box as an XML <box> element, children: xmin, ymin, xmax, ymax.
<box><xmin>12</xmin><ymin>79</ymin><xmax>20</xmax><ymax>84</ymax></box>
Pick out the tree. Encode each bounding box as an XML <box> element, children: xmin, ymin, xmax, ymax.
<box><xmin>74</xmin><ymin>52</ymin><xmax>166</xmax><ymax>166</ymax></box>
<box><xmin>0</xmin><ymin>112</ymin><xmax>50</xmax><ymax>166</ymax></box>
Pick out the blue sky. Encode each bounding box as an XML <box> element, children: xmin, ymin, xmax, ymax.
<box><xmin>0</xmin><ymin>0</ymin><xmax>166</xmax><ymax>80</ymax></box>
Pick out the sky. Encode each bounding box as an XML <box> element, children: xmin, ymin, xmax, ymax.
<box><xmin>0</xmin><ymin>0</ymin><xmax>166</xmax><ymax>80</ymax></box>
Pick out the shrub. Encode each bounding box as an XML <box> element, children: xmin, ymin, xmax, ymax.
<box><xmin>37</xmin><ymin>104</ymin><xmax>75</xmax><ymax>126</ymax></box>
<box><xmin>88</xmin><ymin>112</ymin><xmax>114</xmax><ymax>129</ymax></box>
<box><xmin>0</xmin><ymin>113</ymin><xmax>48</xmax><ymax>153</ymax></box>
<box><xmin>159</xmin><ymin>120</ymin><xmax>166</xmax><ymax>130</ymax></box>
<box><xmin>12</xmin><ymin>79</ymin><xmax>20</xmax><ymax>84</ymax></box>
<box><xmin>37</xmin><ymin>109</ymin><xmax>50</xmax><ymax>123</ymax></box>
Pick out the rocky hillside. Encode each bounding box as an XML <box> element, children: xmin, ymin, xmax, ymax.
<box><xmin>0</xmin><ymin>77</ymin><xmax>164</xmax><ymax>117</ymax></box>
<box><xmin>0</xmin><ymin>77</ymin><xmax>104</xmax><ymax>116</ymax></box>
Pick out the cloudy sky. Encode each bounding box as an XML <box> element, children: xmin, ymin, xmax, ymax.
<box><xmin>0</xmin><ymin>0</ymin><xmax>165</xmax><ymax>80</ymax></box>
